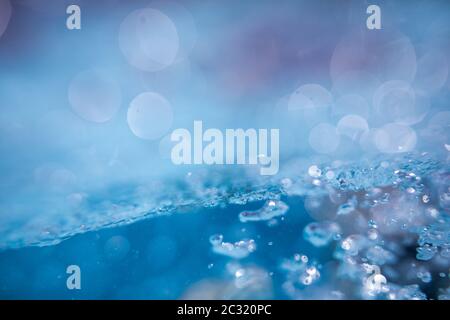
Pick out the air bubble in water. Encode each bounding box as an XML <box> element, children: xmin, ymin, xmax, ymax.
<box><xmin>239</xmin><ymin>200</ymin><xmax>289</xmax><ymax>222</ymax></box>
<box><xmin>303</xmin><ymin>221</ymin><xmax>341</xmax><ymax>247</ymax></box>
<box><xmin>416</xmin><ymin>244</ymin><xmax>437</xmax><ymax>261</ymax></box>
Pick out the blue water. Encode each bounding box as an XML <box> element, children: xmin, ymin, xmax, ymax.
<box><xmin>0</xmin><ymin>0</ymin><xmax>449</xmax><ymax>299</ymax></box>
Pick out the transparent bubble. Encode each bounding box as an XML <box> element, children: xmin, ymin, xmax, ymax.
<box><xmin>333</xmin><ymin>94</ymin><xmax>369</xmax><ymax>119</ymax></box>
<box><xmin>336</xmin><ymin>196</ymin><xmax>357</xmax><ymax>215</ymax></box>
<box><xmin>127</xmin><ymin>92</ymin><xmax>173</xmax><ymax>140</ymax></box>
<box><xmin>337</xmin><ymin>115</ymin><xmax>369</xmax><ymax>141</ymax></box>
<box><xmin>146</xmin><ymin>235</ymin><xmax>178</xmax><ymax>270</ymax></box>
<box><xmin>309</xmin><ymin>123</ymin><xmax>340</xmax><ymax>154</ymax></box>
<box><xmin>413</xmin><ymin>50</ymin><xmax>449</xmax><ymax>94</ymax></box>
<box><xmin>375</xmin><ymin>123</ymin><xmax>417</xmax><ymax>153</ymax></box>
<box><xmin>0</xmin><ymin>0</ymin><xmax>11</xmax><ymax>38</ymax></box>
<box><xmin>119</xmin><ymin>8</ymin><xmax>180</xmax><ymax>71</ymax></box>
<box><xmin>68</xmin><ymin>69</ymin><xmax>122</xmax><ymax>123</ymax></box>
<box><xmin>373</xmin><ymin>80</ymin><xmax>429</xmax><ymax>125</ymax></box>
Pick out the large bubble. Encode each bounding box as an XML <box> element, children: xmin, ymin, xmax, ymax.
<box><xmin>119</xmin><ymin>8</ymin><xmax>180</xmax><ymax>72</ymax></box>
<box><xmin>127</xmin><ymin>92</ymin><xmax>173</xmax><ymax>140</ymax></box>
<box><xmin>0</xmin><ymin>0</ymin><xmax>12</xmax><ymax>39</ymax></box>
<box><xmin>337</xmin><ymin>115</ymin><xmax>369</xmax><ymax>141</ymax></box>
<box><xmin>68</xmin><ymin>69</ymin><xmax>122</xmax><ymax>123</ymax></box>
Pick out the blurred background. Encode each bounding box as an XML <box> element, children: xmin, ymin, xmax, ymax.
<box><xmin>0</xmin><ymin>0</ymin><xmax>449</xmax><ymax>299</ymax></box>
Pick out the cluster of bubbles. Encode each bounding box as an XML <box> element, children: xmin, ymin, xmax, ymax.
<box><xmin>278</xmin><ymin>28</ymin><xmax>449</xmax><ymax>158</ymax></box>
<box><xmin>209</xmin><ymin>234</ymin><xmax>256</xmax><ymax>259</ymax></box>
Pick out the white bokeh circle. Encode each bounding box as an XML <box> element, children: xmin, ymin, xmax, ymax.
<box><xmin>119</xmin><ymin>8</ymin><xmax>180</xmax><ymax>72</ymax></box>
<box><xmin>127</xmin><ymin>92</ymin><xmax>173</xmax><ymax>140</ymax></box>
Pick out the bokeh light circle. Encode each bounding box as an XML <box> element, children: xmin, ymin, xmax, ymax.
<box><xmin>119</xmin><ymin>8</ymin><xmax>180</xmax><ymax>72</ymax></box>
<box><xmin>68</xmin><ymin>69</ymin><xmax>122</xmax><ymax>123</ymax></box>
<box><xmin>127</xmin><ymin>92</ymin><xmax>173</xmax><ymax>140</ymax></box>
